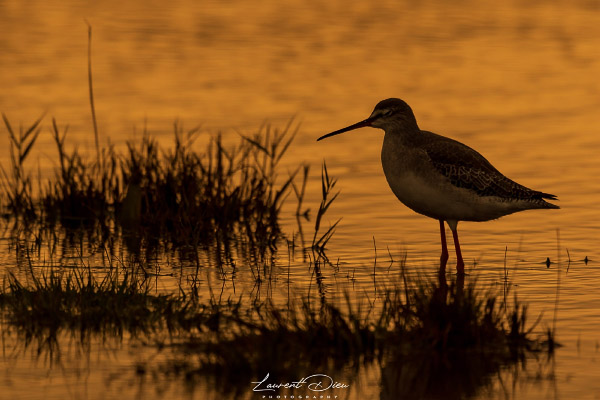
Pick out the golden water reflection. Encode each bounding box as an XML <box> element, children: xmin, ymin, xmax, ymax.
<box><xmin>1</xmin><ymin>0</ymin><xmax>600</xmax><ymax>399</ymax></box>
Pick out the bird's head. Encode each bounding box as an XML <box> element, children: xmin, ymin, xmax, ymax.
<box><xmin>317</xmin><ymin>98</ymin><xmax>418</xmax><ymax>141</ymax></box>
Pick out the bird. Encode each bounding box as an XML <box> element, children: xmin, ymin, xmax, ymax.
<box><xmin>317</xmin><ymin>98</ymin><xmax>559</xmax><ymax>275</ymax></box>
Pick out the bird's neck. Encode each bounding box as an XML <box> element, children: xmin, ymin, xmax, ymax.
<box><xmin>383</xmin><ymin>121</ymin><xmax>420</xmax><ymax>146</ymax></box>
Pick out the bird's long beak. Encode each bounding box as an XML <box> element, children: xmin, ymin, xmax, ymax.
<box><xmin>317</xmin><ymin>116</ymin><xmax>376</xmax><ymax>141</ymax></box>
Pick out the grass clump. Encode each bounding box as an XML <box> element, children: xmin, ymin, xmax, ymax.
<box><xmin>1</xmin><ymin>115</ymin><xmax>303</xmax><ymax>263</ymax></box>
<box><xmin>0</xmin><ymin>265</ymin><xmax>247</xmax><ymax>351</ymax></box>
<box><xmin>0</xmin><ymin>268</ymin><xmax>171</xmax><ymax>342</ymax></box>
<box><xmin>117</xmin><ymin>124</ymin><xmax>298</xmax><ymax>254</ymax></box>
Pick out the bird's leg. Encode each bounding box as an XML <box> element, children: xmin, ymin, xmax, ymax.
<box><xmin>439</xmin><ymin>219</ymin><xmax>449</xmax><ymax>272</ymax></box>
<box><xmin>451</xmin><ymin>227</ymin><xmax>465</xmax><ymax>275</ymax></box>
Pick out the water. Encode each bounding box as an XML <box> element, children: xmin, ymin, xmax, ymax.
<box><xmin>1</xmin><ymin>0</ymin><xmax>600</xmax><ymax>398</ymax></box>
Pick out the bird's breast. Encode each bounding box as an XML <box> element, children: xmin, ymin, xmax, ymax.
<box><xmin>380</xmin><ymin>133</ymin><xmax>513</xmax><ymax>222</ymax></box>
<box><xmin>380</xmin><ymin>134</ymin><xmax>443</xmax><ymax>215</ymax></box>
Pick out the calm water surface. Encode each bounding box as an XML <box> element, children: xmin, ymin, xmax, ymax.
<box><xmin>1</xmin><ymin>0</ymin><xmax>599</xmax><ymax>399</ymax></box>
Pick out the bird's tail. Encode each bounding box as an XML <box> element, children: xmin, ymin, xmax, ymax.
<box><xmin>539</xmin><ymin>192</ymin><xmax>559</xmax><ymax>209</ymax></box>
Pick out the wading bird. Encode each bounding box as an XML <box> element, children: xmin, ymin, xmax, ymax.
<box><xmin>317</xmin><ymin>98</ymin><xmax>558</xmax><ymax>275</ymax></box>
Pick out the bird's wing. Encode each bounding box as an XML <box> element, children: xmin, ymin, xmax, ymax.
<box><xmin>419</xmin><ymin>131</ymin><xmax>557</xmax><ymax>201</ymax></box>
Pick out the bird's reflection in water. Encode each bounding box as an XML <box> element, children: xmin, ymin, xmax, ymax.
<box><xmin>379</xmin><ymin>270</ymin><xmax>539</xmax><ymax>400</ymax></box>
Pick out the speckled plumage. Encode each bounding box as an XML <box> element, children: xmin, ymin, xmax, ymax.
<box><xmin>419</xmin><ymin>131</ymin><xmax>557</xmax><ymax>204</ymax></box>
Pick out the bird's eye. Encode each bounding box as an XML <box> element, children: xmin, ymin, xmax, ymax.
<box><xmin>382</xmin><ymin>109</ymin><xmax>393</xmax><ymax>116</ymax></box>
